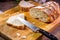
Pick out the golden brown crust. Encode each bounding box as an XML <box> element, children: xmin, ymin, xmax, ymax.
<box><xmin>19</xmin><ymin>1</ymin><xmax>36</xmax><ymax>12</ymax></box>
<box><xmin>28</xmin><ymin>1</ymin><xmax>41</xmax><ymax>6</ymax></box>
<box><xmin>7</xmin><ymin>23</ymin><xmax>25</xmax><ymax>30</ymax></box>
<box><xmin>19</xmin><ymin>6</ymin><xmax>35</xmax><ymax>12</ymax></box>
<box><xmin>43</xmin><ymin>1</ymin><xmax>59</xmax><ymax>21</ymax></box>
<box><xmin>29</xmin><ymin>1</ymin><xmax>59</xmax><ymax>22</ymax></box>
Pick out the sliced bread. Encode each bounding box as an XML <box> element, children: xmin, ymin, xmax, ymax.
<box><xmin>19</xmin><ymin>1</ymin><xmax>35</xmax><ymax>12</ymax></box>
<box><xmin>6</xmin><ymin>14</ymin><xmax>25</xmax><ymax>29</ymax></box>
<box><xmin>29</xmin><ymin>1</ymin><xmax>59</xmax><ymax>22</ymax></box>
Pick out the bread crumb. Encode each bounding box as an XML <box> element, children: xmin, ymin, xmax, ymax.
<box><xmin>21</xmin><ymin>36</ymin><xmax>26</xmax><ymax>39</ymax></box>
<box><xmin>16</xmin><ymin>33</ymin><xmax>21</xmax><ymax>37</ymax></box>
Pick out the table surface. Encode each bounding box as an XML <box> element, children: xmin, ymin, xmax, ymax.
<box><xmin>0</xmin><ymin>1</ymin><xmax>60</xmax><ymax>40</ymax></box>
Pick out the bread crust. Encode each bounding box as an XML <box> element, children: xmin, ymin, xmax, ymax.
<box><xmin>19</xmin><ymin>1</ymin><xmax>36</xmax><ymax>12</ymax></box>
<box><xmin>29</xmin><ymin>1</ymin><xmax>59</xmax><ymax>22</ymax></box>
<box><xmin>6</xmin><ymin>14</ymin><xmax>25</xmax><ymax>29</ymax></box>
<box><xmin>7</xmin><ymin>23</ymin><xmax>25</xmax><ymax>30</ymax></box>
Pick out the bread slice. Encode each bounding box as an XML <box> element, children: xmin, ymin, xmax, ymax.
<box><xmin>19</xmin><ymin>1</ymin><xmax>35</xmax><ymax>12</ymax></box>
<box><xmin>29</xmin><ymin>1</ymin><xmax>59</xmax><ymax>22</ymax></box>
<box><xmin>29</xmin><ymin>6</ymin><xmax>51</xmax><ymax>22</ymax></box>
<box><xmin>6</xmin><ymin>14</ymin><xmax>25</xmax><ymax>29</ymax></box>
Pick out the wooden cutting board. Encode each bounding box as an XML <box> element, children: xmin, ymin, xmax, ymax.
<box><xmin>0</xmin><ymin>6</ymin><xmax>60</xmax><ymax>40</ymax></box>
<box><xmin>0</xmin><ymin>6</ymin><xmax>47</xmax><ymax>40</ymax></box>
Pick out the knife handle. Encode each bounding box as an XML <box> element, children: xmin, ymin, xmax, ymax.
<box><xmin>38</xmin><ymin>29</ymin><xmax>58</xmax><ymax>40</ymax></box>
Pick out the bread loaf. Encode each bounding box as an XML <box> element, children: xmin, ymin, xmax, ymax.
<box><xmin>29</xmin><ymin>1</ymin><xmax>59</xmax><ymax>22</ymax></box>
<box><xmin>6</xmin><ymin>14</ymin><xmax>25</xmax><ymax>29</ymax></box>
<box><xmin>19</xmin><ymin>1</ymin><xmax>35</xmax><ymax>12</ymax></box>
<box><xmin>42</xmin><ymin>1</ymin><xmax>59</xmax><ymax>20</ymax></box>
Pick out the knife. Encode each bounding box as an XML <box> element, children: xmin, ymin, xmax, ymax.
<box><xmin>17</xmin><ymin>17</ymin><xmax>58</xmax><ymax>40</ymax></box>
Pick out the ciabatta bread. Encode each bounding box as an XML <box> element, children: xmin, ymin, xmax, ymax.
<box><xmin>29</xmin><ymin>1</ymin><xmax>59</xmax><ymax>22</ymax></box>
<box><xmin>6</xmin><ymin>14</ymin><xmax>25</xmax><ymax>29</ymax></box>
<box><xmin>42</xmin><ymin>1</ymin><xmax>59</xmax><ymax>20</ymax></box>
<box><xmin>19</xmin><ymin>1</ymin><xmax>35</xmax><ymax>12</ymax></box>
